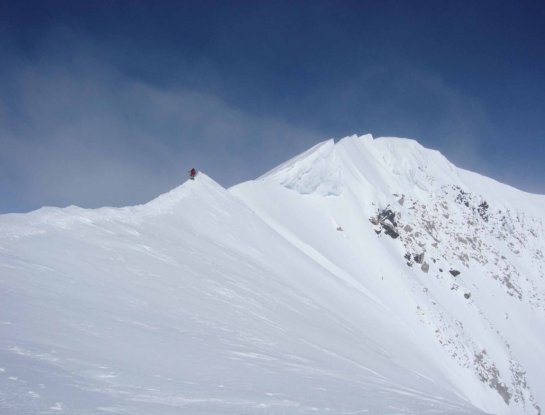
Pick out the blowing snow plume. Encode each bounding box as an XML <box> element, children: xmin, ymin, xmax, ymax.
<box><xmin>1</xmin><ymin>134</ymin><xmax>544</xmax><ymax>414</ymax></box>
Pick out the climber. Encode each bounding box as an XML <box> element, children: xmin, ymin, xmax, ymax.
<box><xmin>189</xmin><ymin>168</ymin><xmax>197</xmax><ymax>180</ymax></box>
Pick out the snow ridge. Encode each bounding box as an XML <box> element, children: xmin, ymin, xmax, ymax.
<box><xmin>1</xmin><ymin>134</ymin><xmax>544</xmax><ymax>415</ymax></box>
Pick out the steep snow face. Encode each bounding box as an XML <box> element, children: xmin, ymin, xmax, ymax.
<box><xmin>232</xmin><ymin>134</ymin><xmax>545</xmax><ymax>415</ymax></box>
<box><xmin>1</xmin><ymin>135</ymin><xmax>544</xmax><ymax>415</ymax></box>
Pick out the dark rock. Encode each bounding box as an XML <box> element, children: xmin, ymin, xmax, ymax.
<box><xmin>382</xmin><ymin>223</ymin><xmax>399</xmax><ymax>239</ymax></box>
<box><xmin>379</xmin><ymin>208</ymin><xmax>397</xmax><ymax>227</ymax></box>
<box><xmin>413</xmin><ymin>252</ymin><xmax>425</xmax><ymax>264</ymax></box>
<box><xmin>421</xmin><ymin>262</ymin><xmax>429</xmax><ymax>273</ymax></box>
<box><xmin>370</xmin><ymin>207</ymin><xmax>400</xmax><ymax>239</ymax></box>
<box><xmin>455</xmin><ymin>188</ymin><xmax>472</xmax><ymax>208</ymax></box>
<box><xmin>464</xmin><ymin>292</ymin><xmax>471</xmax><ymax>299</ymax></box>
<box><xmin>478</xmin><ymin>201</ymin><xmax>489</xmax><ymax>222</ymax></box>
<box><xmin>449</xmin><ymin>269</ymin><xmax>461</xmax><ymax>277</ymax></box>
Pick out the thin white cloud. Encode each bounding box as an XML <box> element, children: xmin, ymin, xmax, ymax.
<box><xmin>0</xmin><ymin>54</ymin><xmax>320</xmax><ymax>212</ymax></box>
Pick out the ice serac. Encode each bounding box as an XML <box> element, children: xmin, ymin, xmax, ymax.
<box><xmin>2</xmin><ymin>135</ymin><xmax>545</xmax><ymax>415</ymax></box>
<box><xmin>232</xmin><ymin>134</ymin><xmax>545</xmax><ymax>415</ymax></box>
<box><xmin>260</xmin><ymin>138</ymin><xmax>343</xmax><ymax>196</ymax></box>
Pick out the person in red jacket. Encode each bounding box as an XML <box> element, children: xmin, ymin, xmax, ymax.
<box><xmin>189</xmin><ymin>168</ymin><xmax>197</xmax><ymax>180</ymax></box>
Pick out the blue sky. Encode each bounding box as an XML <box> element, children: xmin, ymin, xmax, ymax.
<box><xmin>1</xmin><ymin>0</ymin><xmax>544</xmax><ymax>213</ymax></box>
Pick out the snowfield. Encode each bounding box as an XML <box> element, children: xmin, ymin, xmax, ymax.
<box><xmin>1</xmin><ymin>134</ymin><xmax>544</xmax><ymax>414</ymax></box>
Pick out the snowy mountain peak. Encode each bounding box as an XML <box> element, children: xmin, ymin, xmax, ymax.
<box><xmin>143</xmin><ymin>172</ymin><xmax>227</xmax><ymax>215</ymax></box>
<box><xmin>2</xmin><ymin>134</ymin><xmax>545</xmax><ymax>415</ymax></box>
<box><xmin>232</xmin><ymin>135</ymin><xmax>545</xmax><ymax>415</ymax></box>
<box><xmin>258</xmin><ymin>133</ymin><xmax>461</xmax><ymax>200</ymax></box>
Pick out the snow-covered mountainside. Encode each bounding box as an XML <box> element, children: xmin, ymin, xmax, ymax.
<box><xmin>1</xmin><ymin>134</ymin><xmax>544</xmax><ymax>414</ymax></box>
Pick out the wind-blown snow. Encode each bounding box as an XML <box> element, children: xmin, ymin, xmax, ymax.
<box><xmin>1</xmin><ymin>134</ymin><xmax>544</xmax><ymax>414</ymax></box>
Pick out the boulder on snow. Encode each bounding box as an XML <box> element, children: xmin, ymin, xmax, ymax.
<box><xmin>370</xmin><ymin>207</ymin><xmax>400</xmax><ymax>239</ymax></box>
<box><xmin>382</xmin><ymin>223</ymin><xmax>399</xmax><ymax>239</ymax></box>
<box><xmin>413</xmin><ymin>252</ymin><xmax>425</xmax><ymax>264</ymax></box>
<box><xmin>379</xmin><ymin>209</ymin><xmax>397</xmax><ymax>227</ymax></box>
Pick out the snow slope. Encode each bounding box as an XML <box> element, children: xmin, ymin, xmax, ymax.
<box><xmin>1</xmin><ymin>134</ymin><xmax>544</xmax><ymax>414</ymax></box>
